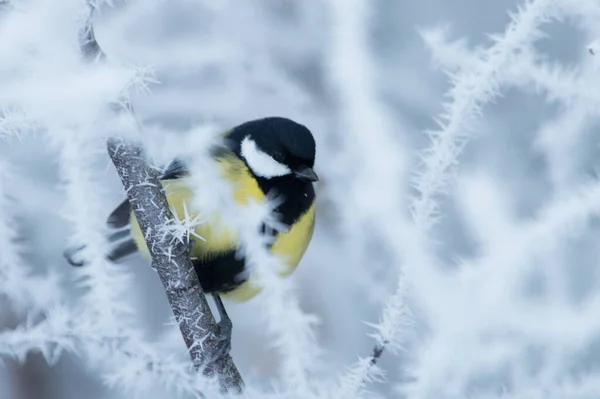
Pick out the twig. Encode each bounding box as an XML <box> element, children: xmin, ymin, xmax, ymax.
<box><xmin>368</xmin><ymin>343</ymin><xmax>385</xmax><ymax>367</ymax></box>
<box><xmin>79</xmin><ymin>1</ymin><xmax>243</xmax><ymax>393</ymax></box>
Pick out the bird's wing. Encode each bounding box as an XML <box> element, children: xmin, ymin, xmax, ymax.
<box><xmin>106</xmin><ymin>198</ymin><xmax>132</xmax><ymax>228</ymax></box>
<box><xmin>106</xmin><ymin>158</ymin><xmax>189</xmax><ymax>228</ymax></box>
<box><xmin>160</xmin><ymin>158</ymin><xmax>189</xmax><ymax>180</ymax></box>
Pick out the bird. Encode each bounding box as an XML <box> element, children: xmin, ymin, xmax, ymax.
<box><xmin>63</xmin><ymin>116</ymin><xmax>318</xmax><ymax>360</ymax></box>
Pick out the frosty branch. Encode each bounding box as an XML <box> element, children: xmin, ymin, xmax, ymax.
<box><xmin>79</xmin><ymin>2</ymin><xmax>243</xmax><ymax>393</ymax></box>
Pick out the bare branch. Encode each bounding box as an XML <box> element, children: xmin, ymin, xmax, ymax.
<box><xmin>79</xmin><ymin>1</ymin><xmax>243</xmax><ymax>393</ymax></box>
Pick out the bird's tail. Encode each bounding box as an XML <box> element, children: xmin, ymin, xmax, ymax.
<box><xmin>63</xmin><ymin>228</ymin><xmax>138</xmax><ymax>266</ymax></box>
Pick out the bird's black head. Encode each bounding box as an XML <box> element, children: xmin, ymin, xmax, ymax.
<box><xmin>226</xmin><ymin>117</ymin><xmax>318</xmax><ymax>182</ymax></box>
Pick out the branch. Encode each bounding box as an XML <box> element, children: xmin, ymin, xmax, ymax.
<box><xmin>79</xmin><ymin>2</ymin><xmax>243</xmax><ymax>393</ymax></box>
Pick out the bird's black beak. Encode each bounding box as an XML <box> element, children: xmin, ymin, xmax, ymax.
<box><xmin>294</xmin><ymin>166</ymin><xmax>319</xmax><ymax>182</ymax></box>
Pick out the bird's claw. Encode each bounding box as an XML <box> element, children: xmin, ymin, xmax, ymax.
<box><xmin>210</xmin><ymin>317</ymin><xmax>233</xmax><ymax>363</ymax></box>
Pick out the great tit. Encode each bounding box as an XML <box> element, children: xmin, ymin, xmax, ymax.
<box><xmin>64</xmin><ymin>116</ymin><xmax>318</xmax><ymax>358</ymax></box>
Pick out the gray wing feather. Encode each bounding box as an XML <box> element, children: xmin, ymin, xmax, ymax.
<box><xmin>106</xmin><ymin>199</ymin><xmax>132</xmax><ymax>228</ymax></box>
<box><xmin>161</xmin><ymin>158</ymin><xmax>189</xmax><ymax>180</ymax></box>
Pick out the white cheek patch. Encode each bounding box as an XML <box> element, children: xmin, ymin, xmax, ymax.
<box><xmin>241</xmin><ymin>136</ymin><xmax>291</xmax><ymax>178</ymax></box>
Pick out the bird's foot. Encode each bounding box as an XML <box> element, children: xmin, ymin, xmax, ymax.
<box><xmin>210</xmin><ymin>316</ymin><xmax>233</xmax><ymax>363</ymax></box>
<box><xmin>208</xmin><ymin>292</ymin><xmax>233</xmax><ymax>363</ymax></box>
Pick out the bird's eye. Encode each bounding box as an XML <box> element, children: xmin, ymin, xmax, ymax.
<box><xmin>273</xmin><ymin>151</ymin><xmax>285</xmax><ymax>162</ymax></box>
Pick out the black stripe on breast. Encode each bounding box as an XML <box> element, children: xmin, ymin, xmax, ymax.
<box><xmin>192</xmin><ymin>250</ymin><xmax>247</xmax><ymax>294</ymax></box>
<box><xmin>258</xmin><ymin>177</ymin><xmax>315</xmax><ymax>228</ymax></box>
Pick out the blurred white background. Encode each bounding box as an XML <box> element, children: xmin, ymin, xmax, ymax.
<box><xmin>1</xmin><ymin>0</ymin><xmax>600</xmax><ymax>398</ymax></box>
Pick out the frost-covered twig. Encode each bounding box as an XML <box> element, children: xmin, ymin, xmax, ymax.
<box><xmin>414</xmin><ymin>0</ymin><xmax>562</xmax><ymax>231</ymax></box>
<box><xmin>335</xmin><ymin>279</ymin><xmax>412</xmax><ymax>397</ymax></box>
<box><xmin>0</xmin><ymin>306</ymin><xmax>226</xmax><ymax>397</ymax></box>
<box><xmin>0</xmin><ymin>161</ymin><xmax>61</xmax><ymax>312</ymax></box>
<box><xmin>423</xmin><ymin>29</ymin><xmax>600</xmax><ymax>123</ymax></box>
<box><xmin>401</xmin><ymin>179</ymin><xmax>600</xmax><ymax>397</ymax></box>
<box><xmin>422</xmin><ymin>27</ymin><xmax>600</xmax><ymax>193</ymax></box>
<box><xmin>59</xmin><ymin>132</ymin><xmax>135</xmax><ymax>326</ymax></box>
<box><xmin>0</xmin><ymin>306</ymin><xmax>76</xmax><ymax>364</ymax></box>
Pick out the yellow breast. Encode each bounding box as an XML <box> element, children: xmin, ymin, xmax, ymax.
<box><xmin>128</xmin><ymin>155</ymin><xmax>316</xmax><ymax>302</ymax></box>
<box><xmin>227</xmin><ymin>202</ymin><xmax>316</xmax><ymax>302</ymax></box>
